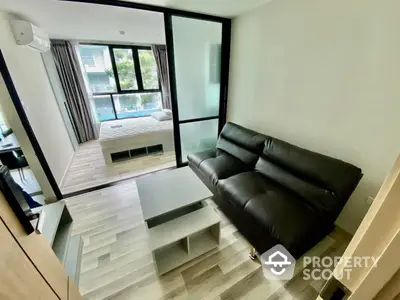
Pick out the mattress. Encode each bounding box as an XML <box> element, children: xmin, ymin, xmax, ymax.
<box><xmin>99</xmin><ymin>117</ymin><xmax>173</xmax><ymax>143</ymax></box>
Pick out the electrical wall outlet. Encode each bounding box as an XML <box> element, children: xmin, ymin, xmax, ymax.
<box><xmin>366</xmin><ymin>196</ymin><xmax>374</xmax><ymax>206</ymax></box>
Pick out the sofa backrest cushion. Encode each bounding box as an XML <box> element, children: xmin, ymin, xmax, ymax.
<box><xmin>216</xmin><ymin>122</ymin><xmax>266</xmax><ymax>166</ymax></box>
<box><xmin>255</xmin><ymin>158</ymin><xmax>340</xmax><ymax>214</ymax></box>
<box><xmin>260</xmin><ymin>138</ymin><xmax>362</xmax><ymax>201</ymax></box>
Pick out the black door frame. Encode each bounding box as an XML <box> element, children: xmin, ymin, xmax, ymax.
<box><xmin>0</xmin><ymin>0</ymin><xmax>231</xmax><ymax>199</ymax></box>
<box><xmin>164</xmin><ymin>14</ymin><xmax>231</xmax><ymax>167</ymax></box>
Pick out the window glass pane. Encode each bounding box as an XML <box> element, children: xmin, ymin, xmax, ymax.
<box><xmin>172</xmin><ymin>17</ymin><xmax>222</xmax><ymax>120</ymax></box>
<box><xmin>114</xmin><ymin>92</ymin><xmax>162</xmax><ymax>119</ymax></box>
<box><xmin>180</xmin><ymin>119</ymin><xmax>218</xmax><ymax>163</ymax></box>
<box><xmin>78</xmin><ymin>45</ymin><xmax>117</xmax><ymax>93</ymax></box>
<box><xmin>139</xmin><ymin>50</ymin><xmax>159</xmax><ymax>90</ymax></box>
<box><xmin>93</xmin><ymin>95</ymin><xmax>115</xmax><ymax>121</ymax></box>
<box><xmin>113</xmin><ymin>48</ymin><xmax>138</xmax><ymax>90</ymax></box>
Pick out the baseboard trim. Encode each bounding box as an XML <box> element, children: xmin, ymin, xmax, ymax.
<box><xmin>58</xmin><ymin>152</ymin><xmax>75</xmax><ymax>188</ymax></box>
<box><xmin>62</xmin><ymin>165</ymin><xmax>176</xmax><ymax>198</ymax></box>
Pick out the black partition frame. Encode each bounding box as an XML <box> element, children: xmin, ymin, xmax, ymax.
<box><xmin>164</xmin><ymin>14</ymin><xmax>231</xmax><ymax>167</ymax></box>
<box><xmin>0</xmin><ymin>0</ymin><xmax>231</xmax><ymax>199</ymax></box>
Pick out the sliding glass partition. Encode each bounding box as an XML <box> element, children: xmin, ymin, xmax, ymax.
<box><xmin>166</xmin><ymin>15</ymin><xmax>229</xmax><ymax>166</ymax></box>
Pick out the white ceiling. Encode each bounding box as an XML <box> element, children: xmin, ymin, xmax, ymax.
<box><xmin>0</xmin><ymin>0</ymin><xmax>166</xmax><ymax>44</ymax></box>
<box><xmin>0</xmin><ymin>0</ymin><xmax>273</xmax><ymax>21</ymax></box>
<box><xmin>0</xmin><ymin>0</ymin><xmax>273</xmax><ymax>43</ymax></box>
<box><xmin>120</xmin><ymin>0</ymin><xmax>272</xmax><ymax>17</ymax></box>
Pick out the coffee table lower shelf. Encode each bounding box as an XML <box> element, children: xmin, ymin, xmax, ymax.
<box><xmin>148</xmin><ymin>206</ymin><xmax>220</xmax><ymax>276</ymax></box>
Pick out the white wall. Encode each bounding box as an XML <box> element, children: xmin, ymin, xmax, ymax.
<box><xmin>41</xmin><ymin>51</ymin><xmax>79</xmax><ymax>150</ymax></box>
<box><xmin>228</xmin><ymin>0</ymin><xmax>400</xmax><ymax>234</ymax></box>
<box><xmin>0</xmin><ymin>12</ymin><xmax>75</xmax><ymax>185</ymax></box>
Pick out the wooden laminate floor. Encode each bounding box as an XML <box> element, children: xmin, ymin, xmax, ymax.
<box><xmin>65</xmin><ymin>178</ymin><xmax>352</xmax><ymax>300</ymax></box>
<box><xmin>60</xmin><ymin>140</ymin><xmax>176</xmax><ymax>194</ymax></box>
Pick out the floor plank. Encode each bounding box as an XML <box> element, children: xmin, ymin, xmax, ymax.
<box><xmin>65</xmin><ymin>178</ymin><xmax>351</xmax><ymax>300</ymax></box>
<box><xmin>61</xmin><ymin>140</ymin><xmax>176</xmax><ymax>194</ymax></box>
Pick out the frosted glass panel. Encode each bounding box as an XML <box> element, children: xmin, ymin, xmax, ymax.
<box><xmin>172</xmin><ymin>16</ymin><xmax>222</xmax><ymax>120</ymax></box>
<box><xmin>180</xmin><ymin>119</ymin><xmax>218</xmax><ymax>163</ymax></box>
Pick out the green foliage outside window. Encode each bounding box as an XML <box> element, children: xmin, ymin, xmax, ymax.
<box><xmin>105</xmin><ymin>49</ymin><xmax>159</xmax><ymax>106</ymax></box>
<box><xmin>139</xmin><ymin>50</ymin><xmax>159</xmax><ymax>90</ymax></box>
<box><xmin>105</xmin><ymin>49</ymin><xmax>158</xmax><ymax>91</ymax></box>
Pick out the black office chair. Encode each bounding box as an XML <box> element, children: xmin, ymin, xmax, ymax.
<box><xmin>0</xmin><ymin>150</ymin><xmax>28</xmax><ymax>182</ymax></box>
<box><xmin>2</xmin><ymin>128</ymin><xmax>13</xmax><ymax>138</ymax></box>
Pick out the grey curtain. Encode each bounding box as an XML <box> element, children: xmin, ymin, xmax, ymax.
<box><xmin>151</xmin><ymin>45</ymin><xmax>171</xmax><ymax>110</ymax></box>
<box><xmin>51</xmin><ymin>40</ymin><xmax>96</xmax><ymax>143</ymax></box>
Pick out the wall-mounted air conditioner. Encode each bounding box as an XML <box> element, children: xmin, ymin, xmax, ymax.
<box><xmin>10</xmin><ymin>20</ymin><xmax>50</xmax><ymax>53</ymax></box>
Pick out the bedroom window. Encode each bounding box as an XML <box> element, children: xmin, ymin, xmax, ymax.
<box><xmin>113</xmin><ymin>48</ymin><xmax>138</xmax><ymax>90</ymax></box>
<box><xmin>138</xmin><ymin>50</ymin><xmax>159</xmax><ymax>90</ymax></box>
<box><xmin>78</xmin><ymin>43</ymin><xmax>162</xmax><ymax>122</ymax></box>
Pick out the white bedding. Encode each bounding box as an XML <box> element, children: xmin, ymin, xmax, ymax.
<box><xmin>99</xmin><ymin>117</ymin><xmax>173</xmax><ymax>142</ymax></box>
<box><xmin>99</xmin><ymin>117</ymin><xmax>174</xmax><ymax>164</ymax></box>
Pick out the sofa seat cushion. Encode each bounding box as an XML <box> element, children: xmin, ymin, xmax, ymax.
<box><xmin>244</xmin><ymin>190</ymin><xmax>325</xmax><ymax>253</ymax></box>
<box><xmin>187</xmin><ymin>149</ymin><xmax>217</xmax><ymax>168</ymax></box>
<box><xmin>188</xmin><ymin>149</ymin><xmax>249</xmax><ymax>187</ymax></box>
<box><xmin>217</xmin><ymin>171</ymin><xmax>272</xmax><ymax>208</ymax></box>
<box><xmin>200</xmin><ymin>155</ymin><xmax>248</xmax><ymax>186</ymax></box>
<box><xmin>218</xmin><ymin>172</ymin><xmax>325</xmax><ymax>252</ymax></box>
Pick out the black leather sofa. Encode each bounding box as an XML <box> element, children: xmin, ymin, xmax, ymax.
<box><xmin>188</xmin><ymin>122</ymin><xmax>362</xmax><ymax>259</ymax></box>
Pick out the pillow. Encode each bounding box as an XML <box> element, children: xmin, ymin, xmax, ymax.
<box><xmin>163</xmin><ymin>109</ymin><xmax>172</xmax><ymax>116</ymax></box>
<box><xmin>151</xmin><ymin>111</ymin><xmax>172</xmax><ymax>121</ymax></box>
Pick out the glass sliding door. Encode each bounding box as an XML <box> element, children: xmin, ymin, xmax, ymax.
<box><xmin>180</xmin><ymin>118</ymin><xmax>219</xmax><ymax>163</ymax></box>
<box><xmin>166</xmin><ymin>14</ymin><xmax>228</xmax><ymax>165</ymax></box>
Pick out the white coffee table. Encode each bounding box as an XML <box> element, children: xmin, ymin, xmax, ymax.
<box><xmin>137</xmin><ymin>167</ymin><xmax>221</xmax><ymax>275</ymax></box>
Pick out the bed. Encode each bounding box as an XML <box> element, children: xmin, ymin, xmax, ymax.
<box><xmin>99</xmin><ymin>117</ymin><xmax>174</xmax><ymax>164</ymax></box>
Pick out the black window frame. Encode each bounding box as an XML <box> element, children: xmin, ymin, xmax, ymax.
<box><xmin>79</xmin><ymin>43</ymin><xmax>162</xmax><ymax>121</ymax></box>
